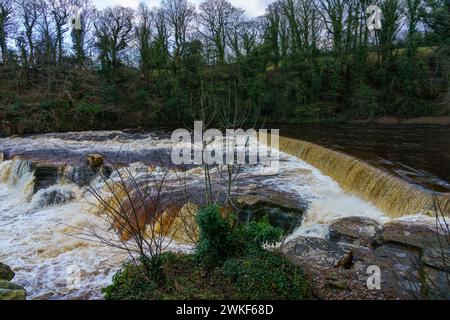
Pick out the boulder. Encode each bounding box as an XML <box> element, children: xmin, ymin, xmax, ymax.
<box><xmin>0</xmin><ymin>262</ymin><xmax>14</xmax><ymax>281</ymax></box>
<box><xmin>86</xmin><ymin>154</ymin><xmax>104</xmax><ymax>169</ymax></box>
<box><xmin>381</xmin><ymin>220</ymin><xmax>449</xmax><ymax>250</ymax></box>
<box><xmin>422</xmin><ymin>266</ymin><xmax>450</xmax><ymax>300</ymax></box>
<box><xmin>101</xmin><ymin>165</ymin><xmax>113</xmax><ymax>178</ymax></box>
<box><xmin>33</xmin><ymin>163</ymin><xmax>60</xmax><ymax>193</ymax></box>
<box><xmin>282</xmin><ymin>237</ymin><xmax>353</xmax><ymax>268</ymax></box>
<box><xmin>352</xmin><ymin>244</ymin><xmax>421</xmax><ymax>299</ymax></box>
<box><xmin>32</xmin><ymin>187</ymin><xmax>76</xmax><ymax>208</ymax></box>
<box><xmin>0</xmin><ymin>280</ymin><xmax>26</xmax><ymax>300</ymax></box>
<box><xmin>328</xmin><ymin>217</ymin><xmax>381</xmax><ymax>247</ymax></box>
<box><xmin>65</xmin><ymin>165</ymin><xmax>97</xmax><ymax>186</ymax></box>
<box><xmin>422</xmin><ymin>247</ymin><xmax>450</xmax><ymax>272</ymax></box>
<box><xmin>237</xmin><ymin>189</ymin><xmax>307</xmax><ymax>232</ymax></box>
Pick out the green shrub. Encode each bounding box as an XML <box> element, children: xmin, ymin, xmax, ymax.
<box><xmin>195</xmin><ymin>206</ymin><xmax>284</xmax><ymax>268</ymax></box>
<box><xmin>8</xmin><ymin>101</ymin><xmax>23</xmax><ymax>113</ymax></box>
<box><xmin>136</xmin><ymin>89</ymin><xmax>151</xmax><ymax>106</ymax></box>
<box><xmin>238</xmin><ymin>218</ymin><xmax>283</xmax><ymax>250</ymax></box>
<box><xmin>350</xmin><ymin>84</ymin><xmax>378</xmax><ymax>119</ymax></box>
<box><xmin>194</xmin><ymin>205</ymin><xmax>238</xmax><ymax>267</ymax></box>
<box><xmin>102</xmin><ymin>262</ymin><xmax>159</xmax><ymax>300</ymax></box>
<box><xmin>76</xmin><ymin>102</ymin><xmax>102</xmax><ymax>114</ymax></box>
<box><xmin>223</xmin><ymin>249</ymin><xmax>309</xmax><ymax>300</ymax></box>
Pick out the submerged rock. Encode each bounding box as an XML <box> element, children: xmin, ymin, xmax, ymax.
<box><xmin>32</xmin><ymin>187</ymin><xmax>76</xmax><ymax>208</ymax></box>
<box><xmin>86</xmin><ymin>154</ymin><xmax>104</xmax><ymax>169</ymax></box>
<box><xmin>328</xmin><ymin>217</ymin><xmax>382</xmax><ymax>247</ymax></box>
<box><xmin>0</xmin><ymin>262</ymin><xmax>14</xmax><ymax>281</ymax></box>
<box><xmin>65</xmin><ymin>165</ymin><xmax>97</xmax><ymax>186</ymax></box>
<box><xmin>0</xmin><ymin>280</ymin><xmax>26</xmax><ymax>300</ymax></box>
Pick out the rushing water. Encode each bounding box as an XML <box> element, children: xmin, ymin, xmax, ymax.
<box><xmin>0</xmin><ymin>127</ymin><xmax>445</xmax><ymax>299</ymax></box>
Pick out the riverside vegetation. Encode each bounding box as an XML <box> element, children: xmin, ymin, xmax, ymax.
<box><xmin>103</xmin><ymin>206</ymin><xmax>310</xmax><ymax>300</ymax></box>
<box><xmin>0</xmin><ymin>0</ymin><xmax>449</xmax><ymax>135</ymax></box>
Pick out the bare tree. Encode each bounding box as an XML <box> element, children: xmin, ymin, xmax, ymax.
<box><xmin>198</xmin><ymin>0</ymin><xmax>237</xmax><ymax>64</ymax></box>
<box><xmin>0</xmin><ymin>0</ymin><xmax>14</xmax><ymax>64</ymax></box>
<box><xmin>135</xmin><ymin>3</ymin><xmax>153</xmax><ymax>77</ymax></box>
<box><xmin>94</xmin><ymin>6</ymin><xmax>134</xmax><ymax>75</ymax></box>
<box><xmin>377</xmin><ymin>0</ymin><xmax>402</xmax><ymax>63</ymax></box>
<box><xmin>78</xmin><ymin>163</ymin><xmax>178</xmax><ymax>279</ymax></box>
<box><xmin>153</xmin><ymin>8</ymin><xmax>171</xmax><ymax>70</ymax></box>
<box><xmin>16</xmin><ymin>0</ymin><xmax>41</xmax><ymax>67</ymax></box>
<box><xmin>70</xmin><ymin>0</ymin><xmax>95</xmax><ymax>67</ymax></box>
<box><xmin>36</xmin><ymin>0</ymin><xmax>57</xmax><ymax>67</ymax></box>
<box><xmin>264</xmin><ymin>2</ymin><xmax>290</xmax><ymax>66</ymax></box>
<box><xmin>314</xmin><ymin>0</ymin><xmax>346</xmax><ymax>53</ymax></box>
<box><xmin>48</xmin><ymin>0</ymin><xmax>70</xmax><ymax>65</ymax></box>
<box><xmin>161</xmin><ymin>0</ymin><xmax>196</xmax><ymax>65</ymax></box>
<box><xmin>226</xmin><ymin>6</ymin><xmax>247</xmax><ymax>61</ymax></box>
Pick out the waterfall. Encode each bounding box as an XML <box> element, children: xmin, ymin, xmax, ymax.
<box><xmin>277</xmin><ymin>136</ymin><xmax>450</xmax><ymax>217</ymax></box>
<box><xmin>0</xmin><ymin>159</ymin><xmax>35</xmax><ymax>199</ymax></box>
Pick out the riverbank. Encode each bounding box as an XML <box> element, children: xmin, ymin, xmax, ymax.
<box><xmin>2</xmin><ymin>116</ymin><xmax>450</xmax><ymax>138</ymax></box>
<box><xmin>282</xmin><ymin>216</ymin><xmax>450</xmax><ymax>300</ymax></box>
<box><xmin>351</xmin><ymin>116</ymin><xmax>450</xmax><ymax>125</ymax></box>
<box><xmin>102</xmin><ymin>214</ymin><xmax>450</xmax><ymax>300</ymax></box>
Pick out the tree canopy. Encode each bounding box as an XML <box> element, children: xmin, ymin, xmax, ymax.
<box><xmin>0</xmin><ymin>0</ymin><xmax>448</xmax><ymax>133</ymax></box>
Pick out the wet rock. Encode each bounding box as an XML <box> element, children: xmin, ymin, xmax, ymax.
<box><xmin>0</xmin><ymin>152</ymin><xmax>4</xmax><ymax>162</ymax></box>
<box><xmin>0</xmin><ymin>262</ymin><xmax>14</xmax><ymax>281</ymax></box>
<box><xmin>237</xmin><ymin>189</ymin><xmax>307</xmax><ymax>232</ymax></box>
<box><xmin>65</xmin><ymin>165</ymin><xmax>97</xmax><ymax>186</ymax></box>
<box><xmin>101</xmin><ymin>165</ymin><xmax>113</xmax><ymax>178</ymax></box>
<box><xmin>423</xmin><ymin>266</ymin><xmax>450</xmax><ymax>300</ymax></box>
<box><xmin>0</xmin><ymin>280</ymin><xmax>26</xmax><ymax>300</ymax></box>
<box><xmin>33</xmin><ymin>163</ymin><xmax>60</xmax><ymax>193</ymax></box>
<box><xmin>282</xmin><ymin>237</ymin><xmax>353</xmax><ymax>268</ymax></box>
<box><xmin>382</xmin><ymin>221</ymin><xmax>449</xmax><ymax>250</ymax></box>
<box><xmin>32</xmin><ymin>187</ymin><xmax>76</xmax><ymax>208</ymax></box>
<box><xmin>86</xmin><ymin>154</ymin><xmax>104</xmax><ymax>169</ymax></box>
<box><xmin>352</xmin><ymin>244</ymin><xmax>421</xmax><ymax>299</ymax></box>
<box><xmin>423</xmin><ymin>247</ymin><xmax>450</xmax><ymax>271</ymax></box>
<box><xmin>328</xmin><ymin>217</ymin><xmax>381</xmax><ymax>247</ymax></box>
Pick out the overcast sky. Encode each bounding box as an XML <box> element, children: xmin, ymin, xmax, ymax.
<box><xmin>93</xmin><ymin>0</ymin><xmax>272</xmax><ymax>17</ymax></box>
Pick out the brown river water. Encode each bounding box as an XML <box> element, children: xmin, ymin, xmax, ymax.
<box><xmin>278</xmin><ymin>124</ymin><xmax>450</xmax><ymax>193</ymax></box>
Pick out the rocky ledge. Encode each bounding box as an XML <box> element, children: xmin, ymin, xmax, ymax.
<box><xmin>0</xmin><ymin>262</ymin><xmax>26</xmax><ymax>300</ymax></box>
<box><xmin>282</xmin><ymin>217</ymin><xmax>450</xmax><ymax>300</ymax></box>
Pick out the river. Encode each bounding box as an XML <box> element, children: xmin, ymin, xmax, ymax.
<box><xmin>0</xmin><ymin>125</ymin><xmax>448</xmax><ymax>299</ymax></box>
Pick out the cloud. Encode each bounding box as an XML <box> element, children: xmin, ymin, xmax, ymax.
<box><xmin>93</xmin><ymin>0</ymin><xmax>271</xmax><ymax>17</ymax></box>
